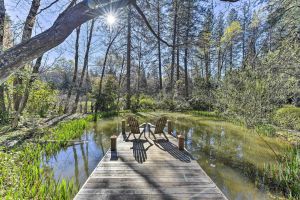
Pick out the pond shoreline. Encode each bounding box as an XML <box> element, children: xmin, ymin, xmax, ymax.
<box><xmin>1</xmin><ymin>111</ymin><xmax>298</xmax><ymax>199</ymax></box>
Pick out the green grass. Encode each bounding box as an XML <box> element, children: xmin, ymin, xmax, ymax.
<box><xmin>264</xmin><ymin>147</ymin><xmax>300</xmax><ymax>199</ymax></box>
<box><xmin>0</xmin><ymin>117</ymin><xmax>89</xmax><ymax>199</ymax></box>
<box><xmin>273</xmin><ymin>106</ymin><xmax>300</xmax><ymax>131</ymax></box>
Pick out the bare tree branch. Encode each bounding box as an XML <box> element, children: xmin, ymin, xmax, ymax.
<box><xmin>0</xmin><ymin>0</ymin><xmax>132</xmax><ymax>84</ymax></box>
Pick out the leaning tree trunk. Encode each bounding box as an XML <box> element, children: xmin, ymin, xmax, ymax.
<box><xmin>13</xmin><ymin>0</ymin><xmax>41</xmax><ymax>112</ymax></box>
<box><xmin>0</xmin><ymin>0</ymin><xmax>237</xmax><ymax>84</ymax></box>
<box><xmin>72</xmin><ymin>19</ymin><xmax>95</xmax><ymax>114</ymax></box>
<box><xmin>0</xmin><ymin>0</ymin><xmax>131</xmax><ymax>84</ymax></box>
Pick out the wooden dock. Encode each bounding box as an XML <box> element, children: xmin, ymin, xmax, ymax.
<box><xmin>74</xmin><ymin>133</ymin><xmax>227</xmax><ymax>200</ymax></box>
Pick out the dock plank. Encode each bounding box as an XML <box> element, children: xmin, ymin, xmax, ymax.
<box><xmin>74</xmin><ymin>133</ymin><xmax>227</xmax><ymax>200</ymax></box>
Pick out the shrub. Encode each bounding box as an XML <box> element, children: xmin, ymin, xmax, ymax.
<box><xmin>216</xmin><ymin>69</ymin><xmax>294</xmax><ymax>127</ymax></box>
<box><xmin>0</xmin><ymin>111</ymin><xmax>9</xmax><ymax>125</ymax></box>
<box><xmin>27</xmin><ymin>80</ymin><xmax>58</xmax><ymax>117</ymax></box>
<box><xmin>273</xmin><ymin>106</ymin><xmax>300</xmax><ymax>130</ymax></box>
<box><xmin>255</xmin><ymin>124</ymin><xmax>276</xmax><ymax>136</ymax></box>
<box><xmin>189</xmin><ymin>96</ymin><xmax>213</xmax><ymax>111</ymax></box>
<box><xmin>158</xmin><ymin>98</ymin><xmax>175</xmax><ymax>111</ymax></box>
<box><xmin>139</xmin><ymin>95</ymin><xmax>155</xmax><ymax>110</ymax></box>
<box><xmin>130</xmin><ymin>95</ymin><xmax>139</xmax><ymax>112</ymax></box>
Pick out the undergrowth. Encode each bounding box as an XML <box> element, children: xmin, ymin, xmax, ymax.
<box><xmin>0</xmin><ymin>117</ymin><xmax>89</xmax><ymax>199</ymax></box>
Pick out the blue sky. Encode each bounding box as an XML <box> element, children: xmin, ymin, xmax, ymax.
<box><xmin>4</xmin><ymin>0</ymin><xmax>246</xmax><ymax>69</ymax></box>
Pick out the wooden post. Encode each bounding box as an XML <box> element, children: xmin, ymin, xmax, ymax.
<box><xmin>122</xmin><ymin>119</ymin><xmax>126</xmax><ymax>134</ymax></box>
<box><xmin>91</xmin><ymin>103</ymin><xmax>94</xmax><ymax>113</ymax></box>
<box><xmin>178</xmin><ymin>135</ymin><xmax>185</xmax><ymax>150</ymax></box>
<box><xmin>167</xmin><ymin>120</ymin><xmax>172</xmax><ymax>135</ymax></box>
<box><xmin>111</xmin><ymin>135</ymin><xmax>117</xmax><ymax>151</ymax></box>
<box><xmin>79</xmin><ymin>104</ymin><xmax>82</xmax><ymax>113</ymax></box>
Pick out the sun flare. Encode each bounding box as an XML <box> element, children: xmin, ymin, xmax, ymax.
<box><xmin>106</xmin><ymin>13</ymin><xmax>116</xmax><ymax>25</ymax></box>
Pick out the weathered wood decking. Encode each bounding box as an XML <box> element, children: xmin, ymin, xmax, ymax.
<box><xmin>75</xmin><ymin>133</ymin><xmax>227</xmax><ymax>200</ymax></box>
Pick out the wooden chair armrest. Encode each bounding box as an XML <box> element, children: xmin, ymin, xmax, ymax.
<box><xmin>139</xmin><ymin>123</ymin><xmax>147</xmax><ymax>128</ymax></box>
<box><xmin>148</xmin><ymin>123</ymin><xmax>156</xmax><ymax>128</ymax></box>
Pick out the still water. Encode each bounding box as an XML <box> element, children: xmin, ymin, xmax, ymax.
<box><xmin>42</xmin><ymin>113</ymin><xmax>289</xmax><ymax>199</ymax></box>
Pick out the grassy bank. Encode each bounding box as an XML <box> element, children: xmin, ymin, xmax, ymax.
<box><xmin>0</xmin><ymin>117</ymin><xmax>90</xmax><ymax>199</ymax></box>
<box><xmin>185</xmin><ymin>110</ymin><xmax>300</xmax><ymax>199</ymax></box>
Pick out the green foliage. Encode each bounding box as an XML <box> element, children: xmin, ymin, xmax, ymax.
<box><xmin>130</xmin><ymin>95</ymin><xmax>139</xmax><ymax>113</ymax></box>
<box><xmin>273</xmin><ymin>106</ymin><xmax>300</xmax><ymax>131</ymax></box>
<box><xmin>255</xmin><ymin>124</ymin><xmax>276</xmax><ymax>136</ymax></box>
<box><xmin>189</xmin><ymin>97</ymin><xmax>212</xmax><ymax>111</ymax></box>
<box><xmin>216</xmin><ymin>68</ymin><xmax>294</xmax><ymax>127</ymax></box>
<box><xmin>189</xmin><ymin>110</ymin><xmax>221</xmax><ymax>120</ymax></box>
<box><xmin>139</xmin><ymin>95</ymin><xmax>156</xmax><ymax>110</ymax></box>
<box><xmin>0</xmin><ymin>144</ymin><xmax>78</xmax><ymax>199</ymax></box>
<box><xmin>0</xmin><ymin>117</ymin><xmax>91</xmax><ymax>199</ymax></box>
<box><xmin>264</xmin><ymin>147</ymin><xmax>300</xmax><ymax>199</ymax></box>
<box><xmin>97</xmin><ymin>75</ymin><xmax>118</xmax><ymax>112</ymax></box>
<box><xmin>27</xmin><ymin>80</ymin><xmax>58</xmax><ymax>117</ymax></box>
<box><xmin>191</xmin><ymin>78</ymin><xmax>216</xmax><ymax>111</ymax></box>
<box><xmin>0</xmin><ymin>111</ymin><xmax>9</xmax><ymax>125</ymax></box>
<box><xmin>157</xmin><ymin>97</ymin><xmax>176</xmax><ymax>111</ymax></box>
<box><xmin>221</xmin><ymin>21</ymin><xmax>241</xmax><ymax>44</ymax></box>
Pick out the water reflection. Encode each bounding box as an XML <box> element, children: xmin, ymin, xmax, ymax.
<box><xmin>169</xmin><ymin>115</ymin><xmax>288</xmax><ymax>200</ymax></box>
<box><xmin>42</xmin><ymin>113</ymin><xmax>288</xmax><ymax>199</ymax></box>
<box><xmin>42</xmin><ymin>117</ymin><xmax>120</xmax><ymax>187</ymax></box>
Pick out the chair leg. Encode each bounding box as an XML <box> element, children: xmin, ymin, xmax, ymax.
<box><xmin>150</xmin><ymin>131</ymin><xmax>157</xmax><ymax>141</ymax></box>
<box><xmin>162</xmin><ymin>131</ymin><xmax>169</xmax><ymax>141</ymax></box>
<box><xmin>138</xmin><ymin>130</ymin><xmax>144</xmax><ymax>140</ymax></box>
<box><xmin>125</xmin><ymin>133</ymin><xmax>132</xmax><ymax>141</ymax></box>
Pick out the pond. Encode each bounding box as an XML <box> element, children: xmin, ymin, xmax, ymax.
<box><xmin>42</xmin><ymin>112</ymin><xmax>289</xmax><ymax>199</ymax></box>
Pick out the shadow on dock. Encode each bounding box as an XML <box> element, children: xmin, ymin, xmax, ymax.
<box><xmin>131</xmin><ymin>139</ymin><xmax>152</xmax><ymax>163</ymax></box>
<box><xmin>155</xmin><ymin>139</ymin><xmax>192</xmax><ymax>163</ymax></box>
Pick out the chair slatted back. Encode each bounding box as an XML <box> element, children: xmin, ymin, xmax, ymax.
<box><xmin>154</xmin><ymin>117</ymin><xmax>167</xmax><ymax>134</ymax></box>
<box><xmin>127</xmin><ymin>116</ymin><xmax>140</xmax><ymax>134</ymax></box>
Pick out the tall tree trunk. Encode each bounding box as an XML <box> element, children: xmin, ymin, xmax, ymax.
<box><xmin>72</xmin><ymin>19</ymin><xmax>95</xmax><ymax>113</ymax></box>
<box><xmin>170</xmin><ymin>0</ymin><xmax>178</xmax><ymax>91</ymax></box>
<box><xmin>176</xmin><ymin>33</ymin><xmax>180</xmax><ymax>81</ymax></box>
<box><xmin>242</xmin><ymin>22</ymin><xmax>246</xmax><ymax>68</ymax></box>
<box><xmin>126</xmin><ymin>5</ymin><xmax>132</xmax><ymax>109</ymax></box>
<box><xmin>0</xmin><ymin>85</ymin><xmax>5</xmax><ymax>113</ymax></box>
<box><xmin>4</xmin><ymin>86</ymin><xmax>11</xmax><ymax>112</ymax></box>
<box><xmin>84</xmin><ymin>68</ymin><xmax>89</xmax><ymax>114</ymax></box>
<box><xmin>19</xmin><ymin>55</ymin><xmax>43</xmax><ymax>113</ymax></box>
<box><xmin>116</xmin><ymin>56</ymin><xmax>125</xmax><ymax>111</ymax></box>
<box><xmin>184</xmin><ymin>48</ymin><xmax>188</xmax><ymax>98</ymax></box>
<box><xmin>229</xmin><ymin>44</ymin><xmax>233</xmax><ymax>71</ymax></box>
<box><xmin>13</xmin><ymin>0</ymin><xmax>41</xmax><ymax>111</ymax></box>
<box><xmin>157</xmin><ymin>0</ymin><xmax>162</xmax><ymax>91</ymax></box>
<box><xmin>0</xmin><ymin>0</ymin><xmax>6</xmax><ymax>114</ymax></box>
<box><xmin>217</xmin><ymin>46</ymin><xmax>222</xmax><ymax>80</ymax></box>
<box><xmin>12</xmin><ymin>55</ymin><xmax>43</xmax><ymax>128</ymax></box>
<box><xmin>184</xmin><ymin>0</ymin><xmax>191</xmax><ymax>98</ymax></box>
<box><xmin>204</xmin><ymin>46</ymin><xmax>210</xmax><ymax>82</ymax></box>
<box><xmin>0</xmin><ymin>0</ymin><xmax>4</xmax><ymax>51</ymax></box>
<box><xmin>95</xmin><ymin>28</ymin><xmax>122</xmax><ymax>114</ymax></box>
<box><xmin>137</xmin><ymin>42</ymin><xmax>142</xmax><ymax>105</ymax></box>
<box><xmin>64</xmin><ymin>26</ymin><xmax>81</xmax><ymax>113</ymax></box>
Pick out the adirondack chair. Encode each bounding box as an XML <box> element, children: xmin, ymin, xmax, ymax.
<box><xmin>126</xmin><ymin>116</ymin><xmax>146</xmax><ymax>141</ymax></box>
<box><xmin>148</xmin><ymin>117</ymin><xmax>169</xmax><ymax>141</ymax></box>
